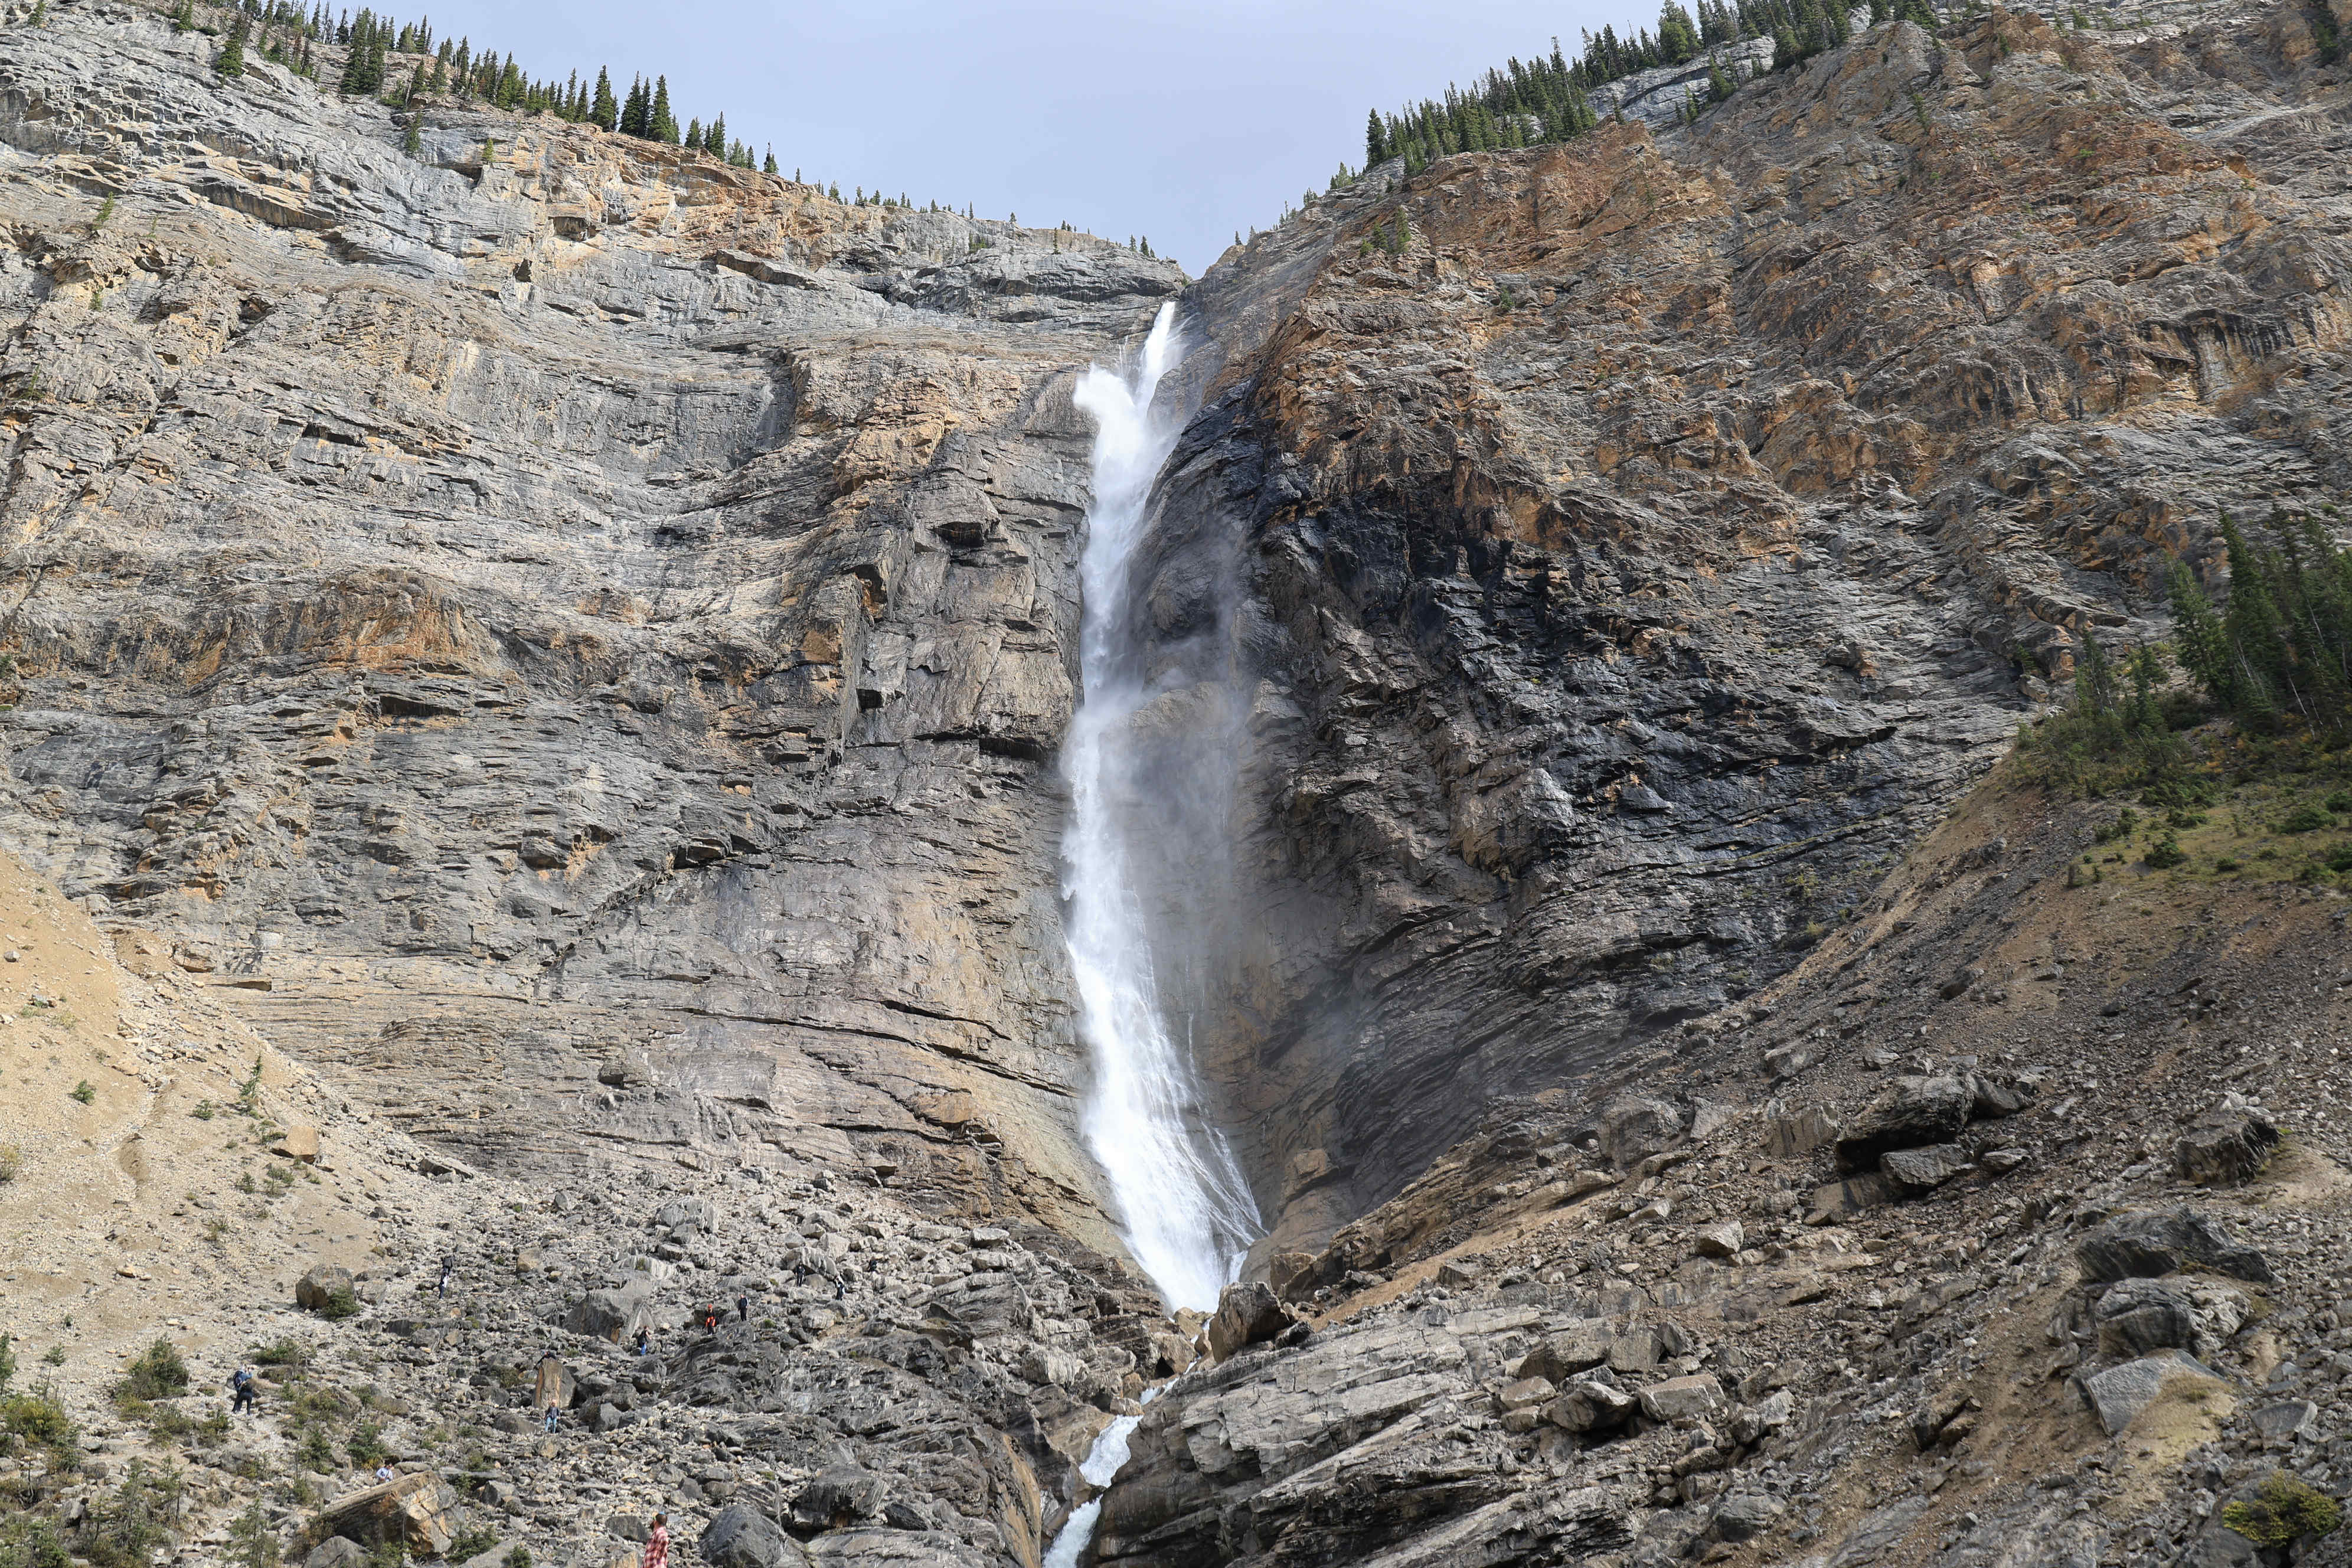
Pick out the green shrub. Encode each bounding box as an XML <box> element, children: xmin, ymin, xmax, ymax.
<box><xmin>251</xmin><ymin>1337</ymin><xmax>308</xmax><ymax>1367</ymax></box>
<box><xmin>447</xmin><ymin>1527</ymin><xmax>499</xmax><ymax>1562</ymax></box>
<box><xmin>192</xmin><ymin>1100</ymin><xmax>216</xmax><ymax>1121</ymax></box>
<box><xmin>1</xmin><ymin>1386</ymin><xmax>77</xmax><ymax>1452</ymax></box>
<box><xmin>2220</xmin><ymin>1471</ymin><xmax>2342</xmax><ymax>1545</ymax></box>
<box><xmin>505</xmin><ymin>1550</ymin><xmax>531</xmax><ymax>1568</ymax></box>
<box><xmin>296</xmin><ymin>1427</ymin><xmax>336</xmax><ymax>1473</ymax></box>
<box><xmin>226</xmin><ymin>1501</ymin><xmax>280</xmax><ymax>1568</ymax></box>
<box><xmin>0</xmin><ymin>1333</ymin><xmax>12</xmax><ymax>1391</ymax></box>
<box><xmin>345</xmin><ymin>1420</ymin><xmax>388</xmax><ymax>1467</ymax></box>
<box><xmin>68</xmin><ymin>1082</ymin><xmax>94</xmax><ymax>1105</ymax></box>
<box><xmin>318</xmin><ymin>1288</ymin><xmax>360</xmax><ymax>1321</ymax></box>
<box><xmin>2325</xmin><ymin>790</ymin><xmax>2352</xmax><ymax>813</ymax></box>
<box><xmin>116</xmin><ymin>1339</ymin><xmax>190</xmax><ymax>1402</ymax></box>
<box><xmin>81</xmin><ymin>1460</ymin><xmax>174</xmax><ymax>1568</ymax></box>
<box><xmin>0</xmin><ymin>1515</ymin><xmax>72</xmax><ymax>1568</ymax></box>
<box><xmin>2147</xmin><ymin>833</ymin><xmax>2187</xmax><ymax>869</ymax></box>
<box><xmin>2281</xmin><ymin>802</ymin><xmax>2331</xmax><ymax>832</ymax></box>
<box><xmin>0</xmin><ymin>1146</ymin><xmax>20</xmax><ymax>1182</ymax></box>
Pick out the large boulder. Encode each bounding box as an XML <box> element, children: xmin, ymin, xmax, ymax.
<box><xmin>1639</xmin><ymin>1374</ymin><xmax>1729</xmax><ymax>1424</ymax></box>
<box><xmin>802</xmin><ymin>1531</ymin><xmax>991</xmax><ymax>1566</ymax></box>
<box><xmin>2076</xmin><ymin>1209</ymin><xmax>2273</xmax><ymax>1285</ymax></box>
<box><xmin>1760</xmin><ymin>1101</ymin><xmax>1839</xmax><ymax>1157</ymax></box>
<box><xmin>305</xmin><ymin>1474</ymin><xmax>458</xmax><ymax>1557</ymax></box>
<box><xmin>1709</xmin><ymin>1492</ymin><xmax>1786</xmax><ymax>1544</ymax></box>
<box><xmin>792</xmin><ymin>1466</ymin><xmax>887</xmax><ymax>1532</ymax></box>
<box><xmin>1518</xmin><ymin>1320</ymin><xmax>1614</xmax><ymax>1383</ymax></box>
<box><xmin>2174</xmin><ymin>1097</ymin><xmax>2281</xmax><ymax>1186</ymax></box>
<box><xmin>566</xmin><ymin>1277</ymin><xmax>656</xmax><ymax>1342</ymax></box>
<box><xmin>1596</xmin><ymin>1094</ymin><xmax>1684</xmax><ymax>1171</ymax></box>
<box><xmin>700</xmin><ymin>1504</ymin><xmax>808</xmax><ymax>1568</ymax></box>
<box><xmin>1879</xmin><ymin>1142</ymin><xmax>1969</xmax><ymax>1193</ymax></box>
<box><xmin>1544</xmin><ymin>1376</ymin><xmax>1641</xmax><ymax>1432</ymax></box>
<box><xmin>1806</xmin><ymin>1171</ymin><xmax>1896</xmax><ymax>1224</ymax></box>
<box><xmin>295</xmin><ymin>1264</ymin><xmax>355</xmax><ymax>1313</ymax></box>
<box><xmin>2075</xmin><ymin>1350</ymin><xmax>2230</xmax><ymax>1437</ymax></box>
<box><xmin>2094</xmin><ymin>1279</ymin><xmax>2198</xmax><ymax>1357</ymax></box>
<box><xmin>1833</xmin><ymin>1076</ymin><xmax>1969</xmax><ymax>1172</ymax></box>
<box><xmin>1206</xmin><ymin>1280</ymin><xmax>1293</xmax><ymax>1363</ymax></box>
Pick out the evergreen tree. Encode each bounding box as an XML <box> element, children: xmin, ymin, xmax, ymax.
<box><xmin>2217</xmin><ymin>517</ymin><xmax>2291</xmax><ymax>717</ymax></box>
<box><xmin>620</xmin><ymin>76</ymin><xmax>647</xmax><ymax>136</ymax></box>
<box><xmin>763</xmin><ymin>146</ymin><xmax>778</xmax><ymax>174</ymax></box>
<box><xmin>172</xmin><ymin>0</ymin><xmax>193</xmax><ymax>31</ymax></box>
<box><xmin>705</xmin><ymin>113</ymin><xmax>726</xmax><ymax>155</ymax></box>
<box><xmin>217</xmin><ymin>15</ymin><xmax>249</xmax><ymax>75</ymax></box>
<box><xmin>2073</xmin><ymin>626</ymin><xmax>2117</xmax><ymax>718</ymax></box>
<box><xmin>649</xmin><ymin>75</ymin><xmax>677</xmax><ymax>142</ymax></box>
<box><xmin>684</xmin><ymin>116</ymin><xmax>701</xmax><ymax>151</ymax></box>
<box><xmin>401</xmin><ymin>107</ymin><xmax>422</xmax><ymax>155</ymax></box>
<box><xmin>1658</xmin><ymin>0</ymin><xmax>1701</xmax><ymax>61</ymax></box>
<box><xmin>591</xmin><ymin>66</ymin><xmax>616</xmax><ymax>130</ymax></box>
<box><xmin>1366</xmin><ymin>110</ymin><xmax>1389</xmax><ymax>167</ymax></box>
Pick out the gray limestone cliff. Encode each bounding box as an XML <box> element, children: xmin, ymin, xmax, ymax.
<box><xmin>0</xmin><ymin>0</ymin><xmax>1183</xmax><ymax>1255</ymax></box>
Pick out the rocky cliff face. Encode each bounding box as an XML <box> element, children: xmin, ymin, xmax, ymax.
<box><xmin>0</xmin><ymin>0</ymin><xmax>1187</xmax><ymax>1255</ymax></box>
<box><xmin>1126</xmin><ymin>0</ymin><xmax>2352</xmax><ymax>1260</ymax></box>
<box><xmin>5</xmin><ymin>2</ymin><xmax>2352</xmax><ymax>1567</ymax></box>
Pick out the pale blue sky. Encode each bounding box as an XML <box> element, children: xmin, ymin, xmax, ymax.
<box><xmin>411</xmin><ymin>0</ymin><xmax>1621</xmax><ymax>273</ymax></box>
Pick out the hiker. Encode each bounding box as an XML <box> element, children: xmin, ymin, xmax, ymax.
<box><xmin>543</xmin><ymin>1400</ymin><xmax>560</xmax><ymax>1434</ymax></box>
<box><xmin>633</xmin><ymin>1326</ymin><xmax>650</xmax><ymax>1357</ymax></box>
<box><xmin>230</xmin><ymin>1366</ymin><xmax>257</xmax><ymax>1415</ymax></box>
<box><xmin>642</xmin><ymin>1513</ymin><xmax>671</xmax><ymax>1568</ymax></box>
<box><xmin>374</xmin><ymin>1463</ymin><xmax>394</xmax><ymax>1484</ymax></box>
<box><xmin>438</xmin><ymin>1256</ymin><xmax>452</xmax><ymax>1298</ymax></box>
<box><xmin>736</xmin><ymin>1293</ymin><xmax>749</xmax><ymax>1324</ymax></box>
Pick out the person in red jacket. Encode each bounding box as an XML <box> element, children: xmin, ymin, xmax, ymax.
<box><xmin>642</xmin><ymin>1513</ymin><xmax>670</xmax><ymax>1568</ymax></box>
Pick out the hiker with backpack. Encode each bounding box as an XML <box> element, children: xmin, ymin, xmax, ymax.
<box><xmin>230</xmin><ymin>1366</ymin><xmax>257</xmax><ymax>1415</ymax></box>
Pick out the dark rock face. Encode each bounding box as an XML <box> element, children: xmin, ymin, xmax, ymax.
<box><xmin>2093</xmin><ymin>1278</ymin><xmax>2199</xmax><ymax>1357</ymax></box>
<box><xmin>1834</xmin><ymin>1077</ymin><xmax>1974</xmax><ymax>1172</ymax></box>
<box><xmin>1118</xmin><ymin>0</ymin><xmax>2352</xmax><ymax>1254</ymax></box>
<box><xmin>2174</xmin><ymin>1096</ymin><xmax>2282</xmax><ymax>1185</ymax></box>
<box><xmin>2076</xmin><ymin>1208</ymin><xmax>2275</xmax><ymax>1285</ymax></box>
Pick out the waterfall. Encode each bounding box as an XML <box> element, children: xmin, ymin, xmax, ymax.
<box><xmin>1063</xmin><ymin>300</ymin><xmax>1263</xmax><ymax>1314</ymax></box>
<box><xmin>1040</xmin><ymin>1407</ymin><xmax>1145</xmax><ymax>1568</ymax></box>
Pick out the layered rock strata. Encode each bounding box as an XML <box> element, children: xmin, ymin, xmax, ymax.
<box><xmin>0</xmin><ymin>0</ymin><xmax>1184</xmax><ymax>1250</ymax></box>
<box><xmin>1127</xmin><ymin>0</ymin><xmax>2352</xmax><ymax>1257</ymax></box>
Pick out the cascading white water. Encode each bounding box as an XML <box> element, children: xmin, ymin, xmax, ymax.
<box><xmin>1063</xmin><ymin>300</ymin><xmax>1264</xmax><ymax>1314</ymax></box>
<box><xmin>1040</xmin><ymin>1407</ymin><xmax>1146</xmax><ymax>1568</ymax></box>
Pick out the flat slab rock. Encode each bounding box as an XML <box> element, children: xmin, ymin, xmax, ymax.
<box><xmin>2076</xmin><ymin>1350</ymin><xmax>2231</xmax><ymax>1437</ymax></box>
